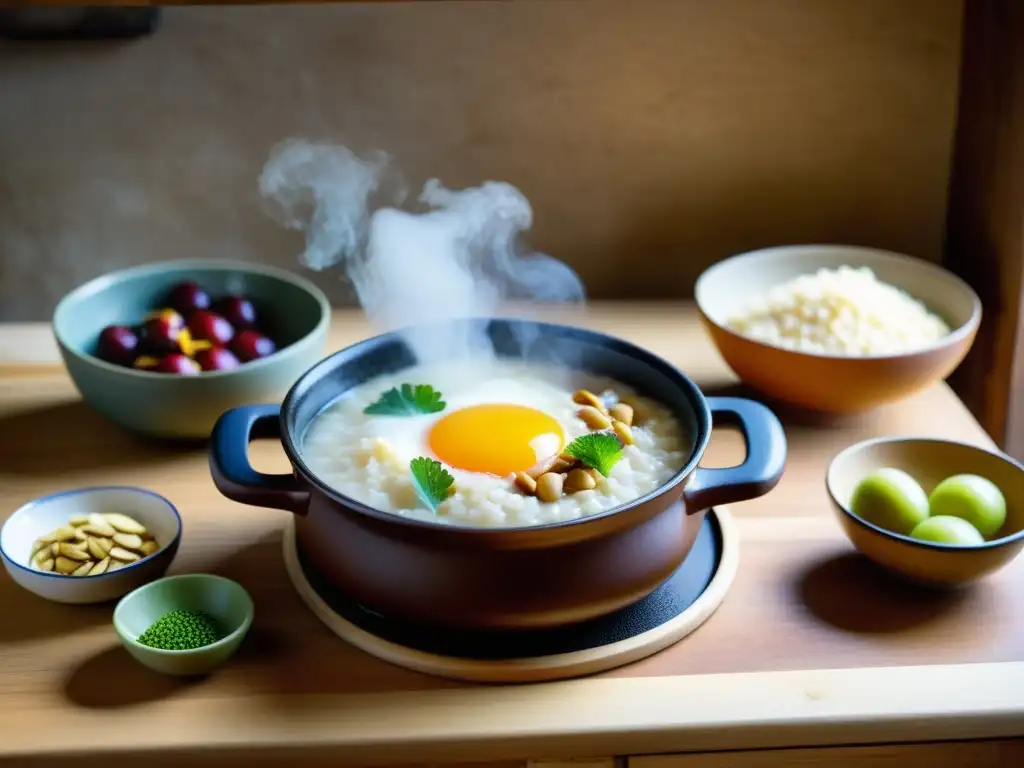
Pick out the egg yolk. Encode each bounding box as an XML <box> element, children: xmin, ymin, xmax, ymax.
<box><xmin>428</xmin><ymin>404</ymin><xmax>564</xmax><ymax>476</ymax></box>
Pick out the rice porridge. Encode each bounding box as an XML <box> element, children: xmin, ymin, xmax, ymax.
<box><xmin>725</xmin><ymin>265</ymin><xmax>952</xmax><ymax>356</ymax></box>
<box><xmin>301</xmin><ymin>360</ymin><xmax>691</xmax><ymax>528</ymax></box>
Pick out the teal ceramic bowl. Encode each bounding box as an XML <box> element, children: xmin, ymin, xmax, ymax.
<box><xmin>113</xmin><ymin>574</ymin><xmax>254</xmax><ymax>676</ymax></box>
<box><xmin>53</xmin><ymin>259</ymin><xmax>330</xmax><ymax>439</ymax></box>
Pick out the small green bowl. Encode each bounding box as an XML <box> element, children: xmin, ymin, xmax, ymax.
<box><xmin>113</xmin><ymin>574</ymin><xmax>254</xmax><ymax>677</ymax></box>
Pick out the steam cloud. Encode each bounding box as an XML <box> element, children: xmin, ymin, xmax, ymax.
<box><xmin>258</xmin><ymin>139</ymin><xmax>585</xmax><ymax>364</ymax></box>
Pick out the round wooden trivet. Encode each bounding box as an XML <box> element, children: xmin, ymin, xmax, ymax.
<box><xmin>282</xmin><ymin>506</ymin><xmax>738</xmax><ymax>684</ymax></box>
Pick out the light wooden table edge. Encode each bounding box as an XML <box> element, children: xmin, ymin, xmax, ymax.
<box><xmin>7</xmin><ymin>662</ymin><xmax>1023</xmax><ymax>763</ymax></box>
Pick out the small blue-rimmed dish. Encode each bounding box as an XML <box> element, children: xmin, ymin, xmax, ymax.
<box><xmin>827</xmin><ymin>436</ymin><xmax>1024</xmax><ymax>586</ymax></box>
<box><xmin>0</xmin><ymin>486</ymin><xmax>182</xmax><ymax>604</ymax></box>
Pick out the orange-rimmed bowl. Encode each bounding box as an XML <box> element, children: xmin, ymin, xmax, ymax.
<box><xmin>695</xmin><ymin>245</ymin><xmax>981</xmax><ymax>413</ymax></box>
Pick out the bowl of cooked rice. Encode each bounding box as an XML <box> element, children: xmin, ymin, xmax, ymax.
<box><xmin>694</xmin><ymin>245</ymin><xmax>981</xmax><ymax>413</ymax></box>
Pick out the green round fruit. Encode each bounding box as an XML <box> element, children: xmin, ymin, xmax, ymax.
<box><xmin>928</xmin><ymin>474</ymin><xmax>1007</xmax><ymax>538</ymax></box>
<box><xmin>910</xmin><ymin>515</ymin><xmax>985</xmax><ymax>546</ymax></box>
<box><xmin>849</xmin><ymin>467</ymin><xmax>930</xmax><ymax>535</ymax></box>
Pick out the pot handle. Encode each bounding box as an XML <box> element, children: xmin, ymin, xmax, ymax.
<box><xmin>209</xmin><ymin>404</ymin><xmax>309</xmax><ymax>515</ymax></box>
<box><xmin>683</xmin><ymin>396</ymin><xmax>787</xmax><ymax>513</ymax></box>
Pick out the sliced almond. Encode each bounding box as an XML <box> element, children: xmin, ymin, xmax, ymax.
<box><xmin>612</xmin><ymin>420</ymin><xmax>634</xmax><ymax>446</ymax></box>
<box><xmin>557</xmin><ymin>458</ymin><xmax>578</xmax><ymax>473</ymax></box>
<box><xmin>112</xmin><ymin>532</ymin><xmax>143</xmax><ymax>551</ymax></box>
<box><xmin>526</xmin><ymin>454</ymin><xmax>559</xmax><ymax>479</ymax></box>
<box><xmin>89</xmin><ymin>557</ymin><xmax>111</xmax><ymax>576</ymax></box>
<box><xmin>103</xmin><ymin>513</ymin><xmax>147</xmax><ymax>536</ymax></box>
<box><xmin>58</xmin><ymin>542</ymin><xmax>91</xmax><ymax>561</ymax></box>
<box><xmin>69</xmin><ymin>514</ymin><xmax>89</xmax><ymax>527</ymax></box>
<box><xmin>36</xmin><ymin>531</ymin><xmax>58</xmax><ymax>546</ymax></box>
<box><xmin>535</xmin><ymin>472</ymin><xmax>564</xmax><ymax>503</ymax></box>
<box><xmin>514</xmin><ymin>471</ymin><xmax>537</xmax><ymax>495</ymax></box>
<box><xmin>71</xmin><ymin>561</ymin><xmax>94</xmax><ymax>577</ymax></box>
<box><xmin>32</xmin><ymin>547</ymin><xmax>50</xmax><ymax>565</ymax></box>
<box><xmin>109</xmin><ymin>547</ymin><xmax>140</xmax><ymax>563</ymax></box>
<box><xmin>139</xmin><ymin>540</ymin><xmax>159</xmax><ymax>557</ymax></box>
<box><xmin>108</xmin><ymin>560</ymin><xmax>125</xmax><ymax>572</ymax></box>
<box><xmin>577</xmin><ymin>406</ymin><xmax>612</xmax><ymax>430</ymax></box>
<box><xmin>572</xmin><ymin>389</ymin><xmax>607</xmax><ymax>414</ymax></box>
<box><xmin>86</xmin><ymin>537</ymin><xmax>108</xmax><ymax>560</ymax></box>
<box><xmin>95</xmin><ymin>537</ymin><xmax>113</xmax><ymax>555</ymax></box>
<box><xmin>39</xmin><ymin>558</ymin><xmax>55</xmax><ymax>572</ymax></box>
<box><xmin>50</xmin><ymin>541</ymin><xmax>60</xmax><ymax>557</ymax></box>
<box><xmin>82</xmin><ymin>522</ymin><xmax>117</xmax><ymax>538</ymax></box>
<box><xmin>55</xmin><ymin>556</ymin><xmax>80</xmax><ymax>574</ymax></box>
<box><xmin>73</xmin><ymin>527</ymin><xmax>88</xmax><ymax>542</ymax></box>
<box><xmin>565</xmin><ymin>467</ymin><xmax>597</xmax><ymax>493</ymax></box>
<box><xmin>609</xmin><ymin>402</ymin><xmax>634</xmax><ymax>427</ymax></box>
<box><xmin>31</xmin><ymin>539</ymin><xmax>47</xmax><ymax>556</ymax></box>
<box><xmin>620</xmin><ymin>395</ymin><xmax>651</xmax><ymax>425</ymax></box>
<box><xmin>53</xmin><ymin>527</ymin><xmax>78</xmax><ymax>542</ymax></box>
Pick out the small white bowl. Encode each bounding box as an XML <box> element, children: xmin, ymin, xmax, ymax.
<box><xmin>1</xmin><ymin>486</ymin><xmax>182</xmax><ymax>604</ymax></box>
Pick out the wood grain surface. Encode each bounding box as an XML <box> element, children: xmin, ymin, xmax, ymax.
<box><xmin>0</xmin><ymin>303</ymin><xmax>1021</xmax><ymax>765</ymax></box>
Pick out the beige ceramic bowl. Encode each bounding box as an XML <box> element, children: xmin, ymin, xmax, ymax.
<box><xmin>827</xmin><ymin>437</ymin><xmax>1024</xmax><ymax>586</ymax></box>
<box><xmin>694</xmin><ymin>245</ymin><xmax>981</xmax><ymax>413</ymax></box>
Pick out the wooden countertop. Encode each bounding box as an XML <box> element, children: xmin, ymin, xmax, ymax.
<box><xmin>0</xmin><ymin>302</ymin><xmax>1022</xmax><ymax>766</ymax></box>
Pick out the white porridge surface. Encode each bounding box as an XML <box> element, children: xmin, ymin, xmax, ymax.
<box><xmin>301</xmin><ymin>360</ymin><xmax>692</xmax><ymax>528</ymax></box>
<box><xmin>726</xmin><ymin>265</ymin><xmax>952</xmax><ymax>356</ymax></box>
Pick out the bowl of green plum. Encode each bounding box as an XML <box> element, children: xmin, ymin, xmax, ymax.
<box><xmin>826</xmin><ymin>436</ymin><xmax>1023</xmax><ymax>586</ymax></box>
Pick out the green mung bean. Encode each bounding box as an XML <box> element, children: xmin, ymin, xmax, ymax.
<box><xmin>137</xmin><ymin>609</ymin><xmax>222</xmax><ymax>651</ymax></box>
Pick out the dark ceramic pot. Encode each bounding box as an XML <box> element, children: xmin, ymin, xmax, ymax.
<box><xmin>210</xmin><ymin>318</ymin><xmax>787</xmax><ymax>631</ymax></box>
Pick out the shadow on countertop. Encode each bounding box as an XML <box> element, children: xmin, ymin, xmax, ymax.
<box><xmin>64</xmin><ymin>643</ymin><xmax>188</xmax><ymax>709</ymax></box>
<box><xmin>0</xmin><ymin>400</ymin><xmax>201</xmax><ymax>476</ymax></box>
<box><xmin>796</xmin><ymin>552</ymin><xmax>971</xmax><ymax>634</ymax></box>
<box><xmin>699</xmin><ymin>381</ymin><xmax>876</xmax><ymax>430</ymax></box>
<box><xmin>0</xmin><ymin>576</ymin><xmax>110</xmax><ymax>643</ymax></box>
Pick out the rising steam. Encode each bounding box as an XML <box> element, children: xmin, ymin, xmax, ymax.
<box><xmin>258</xmin><ymin>139</ymin><xmax>585</xmax><ymax>364</ymax></box>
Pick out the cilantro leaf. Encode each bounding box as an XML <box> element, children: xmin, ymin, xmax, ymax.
<box><xmin>563</xmin><ymin>432</ymin><xmax>623</xmax><ymax>477</ymax></box>
<box><xmin>364</xmin><ymin>384</ymin><xmax>446</xmax><ymax>416</ymax></box>
<box><xmin>410</xmin><ymin>457</ymin><xmax>455</xmax><ymax>512</ymax></box>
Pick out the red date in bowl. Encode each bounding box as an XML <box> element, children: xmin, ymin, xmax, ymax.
<box><xmin>94</xmin><ymin>280</ymin><xmax>280</xmax><ymax>376</ymax></box>
<box><xmin>53</xmin><ymin>259</ymin><xmax>330</xmax><ymax>440</ymax></box>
